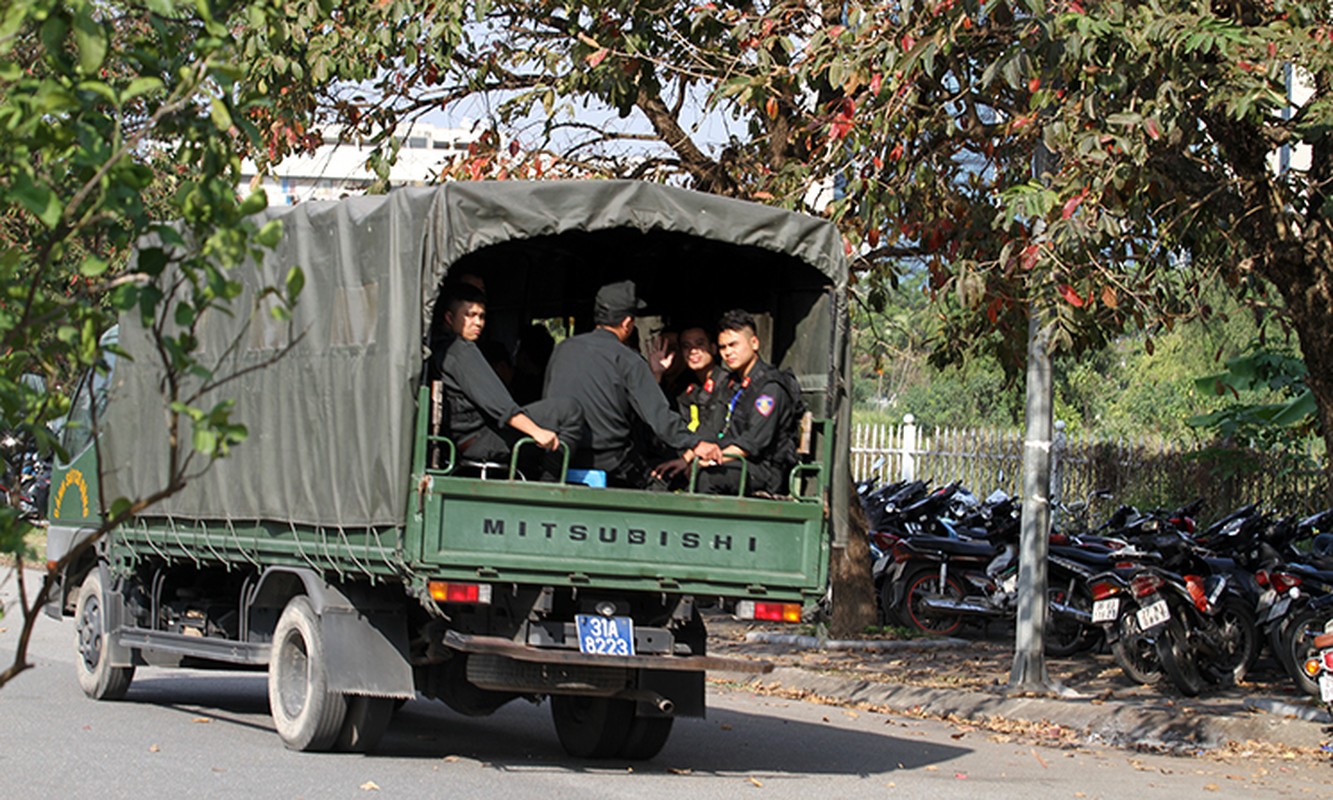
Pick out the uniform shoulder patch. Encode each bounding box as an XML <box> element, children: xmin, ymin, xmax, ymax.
<box><xmin>754</xmin><ymin>394</ymin><xmax>775</xmax><ymax>417</ymax></box>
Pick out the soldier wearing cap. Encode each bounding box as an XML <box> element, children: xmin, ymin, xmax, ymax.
<box><xmin>544</xmin><ymin>280</ymin><xmax>722</xmax><ymax>488</ymax></box>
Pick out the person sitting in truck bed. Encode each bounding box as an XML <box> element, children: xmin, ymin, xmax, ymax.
<box><xmin>689</xmin><ymin>309</ymin><xmax>801</xmax><ymax>497</ymax></box>
<box><xmin>543</xmin><ymin>280</ymin><xmax>722</xmax><ymax>489</ymax></box>
<box><xmin>433</xmin><ymin>283</ymin><xmax>582</xmax><ymax>471</ymax></box>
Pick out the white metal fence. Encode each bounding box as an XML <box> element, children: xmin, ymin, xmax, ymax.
<box><xmin>852</xmin><ymin>418</ymin><xmax>1328</xmax><ymax>517</ymax></box>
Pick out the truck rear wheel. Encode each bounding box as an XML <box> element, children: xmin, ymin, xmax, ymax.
<box><xmin>618</xmin><ymin>713</ymin><xmax>673</xmax><ymax>760</ymax></box>
<box><xmin>334</xmin><ymin>695</ymin><xmax>394</xmax><ymax>753</ymax></box>
<box><xmin>550</xmin><ymin>695</ymin><xmax>633</xmax><ymax>758</ymax></box>
<box><xmin>74</xmin><ymin>570</ymin><xmax>134</xmax><ymax>700</ymax></box>
<box><xmin>269</xmin><ymin>596</ymin><xmax>347</xmax><ymax>751</ymax></box>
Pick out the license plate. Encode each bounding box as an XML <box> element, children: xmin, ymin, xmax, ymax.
<box><xmin>1092</xmin><ymin>598</ymin><xmax>1120</xmax><ymax>624</ymax></box>
<box><xmin>575</xmin><ymin>614</ymin><xmax>636</xmax><ymax>656</ymax></box>
<box><xmin>1320</xmin><ymin>673</ymin><xmax>1333</xmax><ymax>704</ymax></box>
<box><xmin>1136</xmin><ymin>599</ymin><xmax>1170</xmax><ymax>631</ymax></box>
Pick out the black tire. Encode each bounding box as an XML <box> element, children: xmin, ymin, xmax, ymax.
<box><xmin>1277</xmin><ymin>605</ymin><xmax>1330</xmax><ymax>697</ymax></box>
<box><xmin>74</xmin><ymin>570</ymin><xmax>134</xmax><ymax>700</ymax></box>
<box><xmin>269</xmin><ymin>596</ymin><xmax>347</xmax><ymax>751</ymax></box>
<box><xmin>1201</xmin><ymin>597</ymin><xmax>1259</xmax><ymax>686</ymax></box>
<box><xmin>1044</xmin><ymin>582</ymin><xmax>1097</xmax><ymax>658</ymax></box>
<box><xmin>550</xmin><ymin>695</ymin><xmax>634</xmax><ymax>758</ymax></box>
<box><xmin>895</xmin><ymin>566</ymin><xmax>965</xmax><ymax>636</ymax></box>
<box><xmin>1155</xmin><ymin>614</ymin><xmax>1205</xmax><ymax>697</ymax></box>
<box><xmin>1110</xmin><ymin>608</ymin><xmax>1162</xmax><ymax>685</ymax></box>
<box><xmin>334</xmin><ymin>695</ymin><xmax>394</xmax><ymax>753</ymax></box>
<box><xmin>618</xmin><ymin>713</ymin><xmax>674</xmax><ymax>760</ymax></box>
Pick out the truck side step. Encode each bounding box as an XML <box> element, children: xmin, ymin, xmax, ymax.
<box><xmin>117</xmin><ymin>628</ymin><xmax>271</xmax><ymax>666</ymax></box>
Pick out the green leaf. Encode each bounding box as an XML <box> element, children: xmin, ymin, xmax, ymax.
<box><xmin>255</xmin><ymin>219</ymin><xmax>283</xmax><ymax>247</ymax></box>
<box><xmin>285</xmin><ymin>266</ymin><xmax>304</xmax><ymax>301</ymax></box>
<box><xmin>13</xmin><ymin>171</ymin><xmax>62</xmax><ymax>229</ymax></box>
<box><xmin>239</xmin><ymin>189</ymin><xmax>268</xmax><ymax>216</ymax></box>
<box><xmin>122</xmin><ymin>76</ymin><xmax>165</xmax><ymax>102</ymax></box>
<box><xmin>192</xmin><ymin>427</ymin><xmax>218</xmax><ymax>455</ymax></box>
<box><xmin>71</xmin><ymin>8</ymin><xmax>108</xmax><ymax>75</ymax></box>
<box><xmin>79</xmin><ymin>255</ymin><xmax>109</xmax><ymax>277</ymax></box>
<box><xmin>210</xmin><ymin>98</ymin><xmax>233</xmax><ymax>130</ymax></box>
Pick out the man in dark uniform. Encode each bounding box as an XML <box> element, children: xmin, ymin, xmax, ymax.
<box><xmin>696</xmin><ymin>309</ymin><xmax>798</xmax><ymax>496</ymax></box>
<box><xmin>543</xmin><ymin>280</ymin><xmax>722</xmax><ymax>488</ymax></box>
<box><xmin>434</xmin><ymin>283</ymin><xmax>582</xmax><ymax>470</ymax></box>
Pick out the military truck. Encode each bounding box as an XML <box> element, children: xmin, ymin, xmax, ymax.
<box><xmin>45</xmin><ymin>181</ymin><xmax>851</xmax><ymax>759</ymax></box>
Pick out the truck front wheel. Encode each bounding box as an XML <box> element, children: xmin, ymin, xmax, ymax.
<box><xmin>269</xmin><ymin>596</ymin><xmax>347</xmax><ymax>751</ymax></box>
<box><xmin>550</xmin><ymin>695</ymin><xmax>633</xmax><ymax>758</ymax></box>
<box><xmin>74</xmin><ymin>570</ymin><xmax>134</xmax><ymax>700</ymax></box>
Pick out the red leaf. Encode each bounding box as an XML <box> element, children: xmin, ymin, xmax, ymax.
<box><xmin>1020</xmin><ymin>243</ymin><xmax>1040</xmax><ymax>270</ymax></box>
<box><xmin>1028</xmin><ymin>77</ymin><xmax>1041</xmax><ymax>93</ymax></box>
<box><xmin>889</xmin><ymin>143</ymin><xmax>904</xmax><ymax>161</ymax></box>
<box><xmin>870</xmin><ymin>72</ymin><xmax>883</xmax><ymax>96</ymax></box>
<box><xmin>1144</xmin><ymin>118</ymin><xmax>1161</xmax><ymax>140</ymax></box>
<box><xmin>585</xmin><ymin>48</ymin><xmax>609</xmax><ymax>68</ymax></box>
<box><xmin>1268</xmin><ymin>41</ymin><xmax>1277</xmax><ymax>59</ymax></box>
<box><xmin>867</xmin><ymin>228</ymin><xmax>881</xmax><ymax>247</ymax></box>
<box><xmin>828</xmin><ymin>24</ymin><xmax>845</xmax><ymax>39</ymax></box>
<box><xmin>765</xmin><ymin>96</ymin><xmax>779</xmax><ymax>119</ymax></box>
<box><xmin>1061</xmin><ymin>191</ymin><xmax>1085</xmax><ymax>220</ymax></box>
<box><xmin>1058</xmin><ymin>284</ymin><xmax>1085</xmax><ymax>307</ymax></box>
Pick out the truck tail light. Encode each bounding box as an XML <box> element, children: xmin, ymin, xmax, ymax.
<box><xmin>735</xmin><ymin>600</ymin><xmax>801</xmax><ymax>623</ymax></box>
<box><xmin>427</xmin><ymin>581</ymin><xmax>492</xmax><ymax>604</ymax></box>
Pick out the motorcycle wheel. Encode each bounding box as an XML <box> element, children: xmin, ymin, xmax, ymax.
<box><xmin>1155</xmin><ymin>614</ymin><xmax>1206</xmax><ymax>697</ymax></box>
<box><xmin>1200</xmin><ymin>597</ymin><xmax>1259</xmax><ymax>687</ymax></box>
<box><xmin>1044</xmin><ymin>583</ymin><xmax>1098</xmax><ymax>658</ymax></box>
<box><xmin>1110</xmin><ymin>608</ymin><xmax>1162</xmax><ymax>685</ymax></box>
<box><xmin>895</xmin><ymin>566</ymin><xmax>966</xmax><ymax>636</ymax></box>
<box><xmin>1276</xmin><ymin>605</ymin><xmax>1331</xmax><ymax>697</ymax></box>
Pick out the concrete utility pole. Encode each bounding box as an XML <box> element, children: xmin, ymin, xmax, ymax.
<box><xmin>1009</xmin><ymin>313</ymin><xmax>1057</xmax><ymax>692</ymax></box>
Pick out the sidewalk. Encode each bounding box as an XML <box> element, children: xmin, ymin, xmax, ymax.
<box><xmin>706</xmin><ymin>615</ymin><xmax>1333</xmax><ymax>755</ymax></box>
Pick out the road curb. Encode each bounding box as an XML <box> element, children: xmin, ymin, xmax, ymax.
<box><xmin>744</xmin><ymin>631</ymin><xmax>971</xmax><ymax>652</ymax></box>
<box><xmin>743</xmin><ymin>666</ymin><xmax>1332</xmax><ymax>753</ymax></box>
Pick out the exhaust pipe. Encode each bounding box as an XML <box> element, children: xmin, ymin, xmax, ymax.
<box><xmin>920</xmin><ymin>595</ymin><xmax>998</xmax><ymax>616</ymax></box>
<box><xmin>1049</xmin><ymin>600</ymin><xmax>1093</xmax><ymax>625</ymax></box>
<box><xmin>616</xmin><ymin>689</ymin><xmax>675</xmax><ymax>715</ymax></box>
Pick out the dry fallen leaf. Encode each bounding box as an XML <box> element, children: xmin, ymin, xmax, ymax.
<box><xmin>360</xmin><ymin>781</ymin><xmax>381</xmax><ymax>791</ymax></box>
<box><xmin>925</xmin><ymin>765</ymin><xmax>938</xmax><ymax>772</ymax></box>
<box><xmin>669</xmin><ymin>768</ymin><xmax>693</xmax><ymax>775</ymax></box>
<box><xmin>443</xmin><ymin>756</ymin><xmax>459</xmax><ymax>763</ymax></box>
<box><xmin>954</xmin><ymin>773</ymin><xmax>968</xmax><ymax>780</ymax></box>
<box><xmin>950</xmin><ymin>732</ymin><xmax>966</xmax><ymax>740</ymax></box>
<box><xmin>1203</xmin><ymin>784</ymin><xmax>1219</xmax><ymax>792</ymax></box>
<box><xmin>720</xmin><ymin>723</ymin><xmax>733</xmax><ymax>731</ymax></box>
<box><xmin>149</xmin><ymin>744</ymin><xmax>160</xmax><ymax>753</ymax></box>
<box><xmin>748</xmin><ymin>776</ymin><xmax>763</xmax><ymax>787</ymax></box>
<box><xmin>192</xmin><ymin>717</ymin><xmax>212</xmax><ymax>724</ymax></box>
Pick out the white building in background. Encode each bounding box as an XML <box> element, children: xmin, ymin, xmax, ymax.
<box><xmin>240</xmin><ymin>121</ymin><xmax>483</xmax><ymax>205</ymax></box>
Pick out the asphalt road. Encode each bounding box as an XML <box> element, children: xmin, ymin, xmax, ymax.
<box><xmin>2</xmin><ymin>574</ymin><xmax>1331</xmax><ymax>799</ymax></box>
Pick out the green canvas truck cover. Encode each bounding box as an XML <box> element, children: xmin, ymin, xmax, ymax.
<box><xmin>101</xmin><ymin>181</ymin><xmax>850</xmax><ymax>529</ymax></box>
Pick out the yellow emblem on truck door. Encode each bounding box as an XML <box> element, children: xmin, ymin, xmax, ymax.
<box><xmin>53</xmin><ymin>469</ymin><xmax>90</xmax><ymax>520</ymax></box>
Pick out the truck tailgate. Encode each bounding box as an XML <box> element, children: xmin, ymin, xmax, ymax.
<box><xmin>412</xmin><ymin>476</ymin><xmax>828</xmax><ymax>601</ymax></box>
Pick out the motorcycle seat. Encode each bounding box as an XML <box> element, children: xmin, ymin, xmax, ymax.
<box><xmin>907</xmin><ymin>535</ymin><xmax>1003</xmax><ymax>558</ymax></box>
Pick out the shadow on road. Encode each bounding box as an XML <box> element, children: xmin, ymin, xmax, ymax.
<box><xmin>125</xmin><ymin>673</ymin><xmax>969</xmax><ymax>776</ymax></box>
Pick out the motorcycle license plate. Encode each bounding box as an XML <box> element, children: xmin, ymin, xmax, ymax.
<box><xmin>1136</xmin><ymin>599</ymin><xmax>1170</xmax><ymax>631</ymax></box>
<box><xmin>575</xmin><ymin>614</ymin><xmax>636</xmax><ymax>656</ymax></box>
<box><xmin>1320</xmin><ymin>673</ymin><xmax>1333</xmax><ymax>704</ymax></box>
<box><xmin>1092</xmin><ymin>598</ymin><xmax>1120</xmax><ymax>624</ymax></box>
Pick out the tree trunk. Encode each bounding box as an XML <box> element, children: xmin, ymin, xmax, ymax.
<box><xmin>1262</xmin><ymin>245</ymin><xmax>1333</xmax><ymax>506</ymax></box>
<box><xmin>1010</xmin><ymin>313</ymin><xmax>1056</xmax><ymax>693</ymax></box>
<box><xmin>829</xmin><ymin>482</ymin><xmax>877</xmax><ymax>638</ymax></box>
